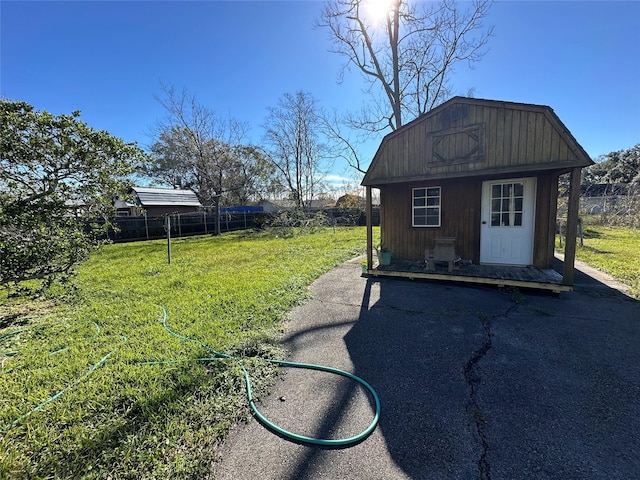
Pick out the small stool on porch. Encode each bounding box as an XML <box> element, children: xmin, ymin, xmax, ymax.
<box><xmin>425</xmin><ymin>237</ymin><xmax>457</xmax><ymax>272</ymax></box>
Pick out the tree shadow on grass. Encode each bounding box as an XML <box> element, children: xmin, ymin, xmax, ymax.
<box><xmin>582</xmin><ymin>227</ymin><xmax>603</xmax><ymax>239</ymax></box>
<box><xmin>579</xmin><ymin>245</ymin><xmax>613</xmax><ymax>255</ymax></box>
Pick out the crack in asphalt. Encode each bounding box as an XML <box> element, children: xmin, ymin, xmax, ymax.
<box><xmin>464</xmin><ymin>312</ymin><xmax>493</xmax><ymax>480</ymax></box>
<box><xmin>464</xmin><ymin>303</ymin><xmax>519</xmax><ymax>480</ymax></box>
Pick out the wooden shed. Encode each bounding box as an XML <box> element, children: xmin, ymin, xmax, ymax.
<box><xmin>362</xmin><ymin>97</ymin><xmax>593</xmax><ymax>293</ymax></box>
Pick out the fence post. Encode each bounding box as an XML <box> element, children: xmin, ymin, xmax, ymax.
<box><xmin>558</xmin><ymin>221</ymin><xmax>563</xmax><ymax>247</ymax></box>
<box><xmin>578</xmin><ymin>217</ymin><xmax>584</xmax><ymax>247</ymax></box>
<box><xmin>144</xmin><ymin>214</ymin><xmax>149</xmax><ymax>240</ymax></box>
<box><xmin>165</xmin><ymin>215</ymin><xmax>171</xmax><ymax>265</ymax></box>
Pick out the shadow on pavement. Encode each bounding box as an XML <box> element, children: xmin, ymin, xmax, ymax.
<box><xmin>341</xmin><ymin>267</ymin><xmax>639</xmax><ymax>479</ymax></box>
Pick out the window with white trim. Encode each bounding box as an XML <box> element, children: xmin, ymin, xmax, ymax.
<box><xmin>412</xmin><ymin>187</ymin><xmax>441</xmax><ymax>227</ymax></box>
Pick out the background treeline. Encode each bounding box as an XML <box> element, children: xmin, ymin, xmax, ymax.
<box><xmin>561</xmin><ymin>143</ymin><xmax>640</xmax><ymax>228</ymax></box>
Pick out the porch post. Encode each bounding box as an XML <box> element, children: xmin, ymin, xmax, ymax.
<box><xmin>366</xmin><ymin>186</ymin><xmax>373</xmax><ymax>270</ymax></box>
<box><xmin>562</xmin><ymin>167</ymin><xmax>582</xmax><ymax>285</ymax></box>
<box><xmin>546</xmin><ymin>173</ymin><xmax>560</xmax><ymax>268</ymax></box>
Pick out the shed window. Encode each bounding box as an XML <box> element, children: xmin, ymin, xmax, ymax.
<box><xmin>412</xmin><ymin>187</ymin><xmax>441</xmax><ymax>227</ymax></box>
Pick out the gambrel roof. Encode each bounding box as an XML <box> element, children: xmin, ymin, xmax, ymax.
<box><xmin>362</xmin><ymin>97</ymin><xmax>593</xmax><ymax>187</ymax></box>
<box><xmin>131</xmin><ymin>187</ymin><xmax>202</xmax><ymax>207</ymax></box>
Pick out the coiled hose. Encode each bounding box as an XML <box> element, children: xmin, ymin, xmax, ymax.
<box><xmin>159</xmin><ymin>306</ymin><xmax>381</xmax><ymax>446</ymax></box>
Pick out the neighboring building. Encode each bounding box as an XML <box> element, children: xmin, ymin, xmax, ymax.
<box><xmin>114</xmin><ymin>197</ymin><xmax>136</xmax><ymax>216</ymax></box>
<box><xmin>361</xmin><ymin>97</ymin><xmax>593</xmax><ymax>291</ymax></box>
<box><xmin>118</xmin><ymin>187</ymin><xmax>203</xmax><ymax>217</ymax></box>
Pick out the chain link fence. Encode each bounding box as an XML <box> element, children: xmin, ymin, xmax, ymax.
<box><xmin>96</xmin><ymin>208</ymin><xmax>380</xmax><ymax>243</ymax></box>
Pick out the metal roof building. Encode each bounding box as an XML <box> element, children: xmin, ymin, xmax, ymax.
<box><xmin>130</xmin><ymin>187</ymin><xmax>202</xmax><ymax>216</ymax></box>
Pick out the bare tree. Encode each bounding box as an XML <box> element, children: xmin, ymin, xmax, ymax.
<box><xmin>320</xmin><ymin>108</ymin><xmax>373</xmax><ymax>174</ymax></box>
<box><xmin>319</xmin><ymin>0</ymin><xmax>493</xmax><ymax>132</ymax></box>
<box><xmin>262</xmin><ymin>91</ymin><xmax>327</xmax><ymax>210</ymax></box>
<box><xmin>144</xmin><ymin>85</ymin><xmax>253</xmax><ymax>233</ymax></box>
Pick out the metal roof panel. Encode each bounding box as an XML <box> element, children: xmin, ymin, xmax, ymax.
<box><xmin>131</xmin><ymin>187</ymin><xmax>202</xmax><ymax>207</ymax></box>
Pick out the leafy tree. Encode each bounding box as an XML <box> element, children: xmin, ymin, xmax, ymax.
<box><xmin>581</xmin><ymin>156</ymin><xmax>611</xmax><ymax>186</ymax></box>
<box><xmin>0</xmin><ymin>99</ymin><xmax>143</xmax><ymax>290</ymax></box>
<box><xmin>262</xmin><ymin>91</ymin><xmax>327</xmax><ymax>210</ymax></box>
<box><xmin>146</xmin><ymin>124</ymin><xmax>239</xmax><ymax>208</ymax></box>
<box><xmin>146</xmin><ymin>125</ymin><xmax>198</xmax><ymax>191</ymax></box>
<box><xmin>335</xmin><ymin>193</ymin><xmax>363</xmax><ymax>209</ymax></box>
<box><xmin>224</xmin><ymin>145</ymin><xmax>282</xmax><ymax>206</ymax></box>
<box><xmin>603</xmin><ymin>144</ymin><xmax>640</xmax><ymax>185</ymax></box>
<box><xmin>576</xmin><ymin>144</ymin><xmax>640</xmax><ymax>228</ymax></box>
<box><xmin>582</xmin><ymin>144</ymin><xmax>640</xmax><ymax>186</ymax></box>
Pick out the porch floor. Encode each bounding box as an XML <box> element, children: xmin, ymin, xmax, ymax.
<box><xmin>367</xmin><ymin>258</ymin><xmax>571</xmax><ymax>293</ymax></box>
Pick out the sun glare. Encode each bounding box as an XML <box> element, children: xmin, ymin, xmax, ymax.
<box><xmin>363</xmin><ymin>0</ymin><xmax>395</xmax><ymax>26</ymax></box>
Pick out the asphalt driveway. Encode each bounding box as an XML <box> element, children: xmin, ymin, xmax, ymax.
<box><xmin>213</xmin><ymin>258</ymin><xmax>639</xmax><ymax>480</ymax></box>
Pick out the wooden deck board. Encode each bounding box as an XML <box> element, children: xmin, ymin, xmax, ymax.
<box><xmin>369</xmin><ymin>259</ymin><xmax>570</xmax><ymax>293</ymax></box>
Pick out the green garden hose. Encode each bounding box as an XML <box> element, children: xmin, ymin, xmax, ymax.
<box><xmin>2</xmin><ymin>308</ymin><xmax>381</xmax><ymax>447</ymax></box>
<box><xmin>2</xmin><ymin>335</ymin><xmax>127</xmax><ymax>432</ymax></box>
<box><xmin>159</xmin><ymin>306</ymin><xmax>381</xmax><ymax>447</ymax></box>
<box><xmin>1</xmin><ymin>329</ymin><xmax>25</xmax><ymax>357</ymax></box>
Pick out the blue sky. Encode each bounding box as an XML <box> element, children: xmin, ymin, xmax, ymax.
<box><xmin>2</xmin><ymin>0</ymin><xmax>639</xmax><ymax>192</ymax></box>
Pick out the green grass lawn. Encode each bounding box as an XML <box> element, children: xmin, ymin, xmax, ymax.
<box><xmin>0</xmin><ymin>227</ymin><xmax>370</xmax><ymax>479</ymax></box>
<box><xmin>557</xmin><ymin>225</ymin><xmax>640</xmax><ymax>298</ymax></box>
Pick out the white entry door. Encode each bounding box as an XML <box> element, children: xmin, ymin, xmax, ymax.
<box><xmin>480</xmin><ymin>177</ymin><xmax>536</xmax><ymax>265</ymax></box>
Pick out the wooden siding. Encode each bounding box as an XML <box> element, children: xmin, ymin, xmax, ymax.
<box><xmin>532</xmin><ymin>171</ymin><xmax>560</xmax><ymax>268</ymax></box>
<box><xmin>380</xmin><ymin>178</ymin><xmax>481</xmax><ymax>263</ymax></box>
<box><xmin>363</xmin><ymin>97</ymin><xmax>592</xmax><ymax>186</ymax></box>
<box><xmin>380</xmin><ymin>173</ymin><xmax>557</xmax><ymax>267</ymax></box>
<box><xmin>532</xmin><ymin>173</ymin><xmax>550</xmax><ymax>268</ymax></box>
